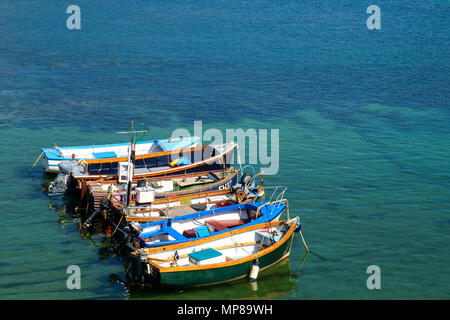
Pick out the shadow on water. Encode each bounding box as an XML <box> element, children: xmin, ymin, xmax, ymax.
<box><xmin>33</xmin><ymin>167</ymin><xmax>114</xmax><ymax>241</ymax></box>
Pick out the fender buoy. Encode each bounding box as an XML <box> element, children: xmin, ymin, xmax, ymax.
<box><xmin>249</xmin><ymin>260</ymin><xmax>260</xmax><ymax>281</ymax></box>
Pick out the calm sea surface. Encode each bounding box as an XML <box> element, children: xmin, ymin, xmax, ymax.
<box><xmin>0</xmin><ymin>1</ymin><xmax>449</xmax><ymax>299</ymax></box>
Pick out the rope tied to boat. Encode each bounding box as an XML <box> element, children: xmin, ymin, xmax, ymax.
<box><xmin>28</xmin><ymin>151</ymin><xmax>44</xmax><ymax>173</ymax></box>
<box><xmin>77</xmin><ymin>159</ymin><xmax>88</xmax><ymax>174</ymax></box>
<box><xmin>286</xmin><ymin>216</ymin><xmax>309</xmax><ymax>253</ymax></box>
<box><xmin>54</xmin><ymin>143</ymin><xmax>63</xmax><ymax>156</ymax></box>
<box><xmin>106</xmin><ymin>213</ymin><xmax>124</xmax><ymax>238</ymax></box>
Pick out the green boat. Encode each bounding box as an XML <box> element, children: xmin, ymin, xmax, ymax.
<box><xmin>130</xmin><ymin>217</ymin><xmax>303</xmax><ymax>288</ymax></box>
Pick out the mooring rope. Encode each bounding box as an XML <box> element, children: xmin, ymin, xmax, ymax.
<box><xmin>107</xmin><ymin>213</ymin><xmax>124</xmax><ymax>238</ymax></box>
<box><xmin>28</xmin><ymin>152</ymin><xmax>44</xmax><ymax>172</ymax></box>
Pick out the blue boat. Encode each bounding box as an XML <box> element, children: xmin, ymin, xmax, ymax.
<box><xmin>123</xmin><ymin>201</ymin><xmax>287</xmax><ymax>250</ymax></box>
<box><xmin>41</xmin><ymin>136</ymin><xmax>200</xmax><ymax>173</ymax></box>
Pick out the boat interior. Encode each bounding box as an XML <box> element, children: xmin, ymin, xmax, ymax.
<box><xmin>46</xmin><ymin>137</ymin><xmax>198</xmax><ymax>160</ymax></box>
<box><xmin>147</xmin><ymin>223</ymin><xmax>288</xmax><ymax>268</ymax></box>
<box><xmin>89</xmin><ymin>170</ymin><xmax>231</xmax><ymax>195</ymax></box>
<box><xmin>140</xmin><ymin>205</ymin><xmax>262</xmax><ymax>244</ymax></box>
<box><xmin>71</xmin><ymin>142</ymin><xmax>235</xmax><ymax>177</ymax></box>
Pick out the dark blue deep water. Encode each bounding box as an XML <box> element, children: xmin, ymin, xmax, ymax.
<box><xmin>0</xmin><ymin>1</ymin><xmax>449</xmax><ymax>299</ymax></box>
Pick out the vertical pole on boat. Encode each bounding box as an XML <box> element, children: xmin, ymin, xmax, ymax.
<box><xmin>125</xmin><ymin>121</ymin><xmax>136</xmax><ymax>208</ymax></box>
<box><xmin>222</xmin><ymin>155</ymin><xmax>226</xmax><ymax>177</ymax></box>
<box><xmin>236</xmin><ymin>145</ymin><xmax>243</xmax><ymax>178</ymax></box>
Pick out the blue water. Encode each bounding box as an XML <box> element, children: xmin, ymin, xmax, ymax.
<box><xmin>0</xmin><ymin>1</ymin><xmax>449</xmax><ymax>299</ymax></box>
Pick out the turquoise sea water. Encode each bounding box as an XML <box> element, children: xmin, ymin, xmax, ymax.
<box><xmin>0</xmin><ymin>1</ymin><xmax>449</xmax><ymax>299</ymax></box>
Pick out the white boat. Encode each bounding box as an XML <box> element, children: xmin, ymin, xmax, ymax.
<box><xmin>41</xmin><ymin>136</ymin><xmax>200</xmax><ymax>173</ymax></box>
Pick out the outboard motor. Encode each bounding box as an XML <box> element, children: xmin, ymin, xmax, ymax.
<box><xmin>112</xmin><ymin>221</ymin><xmax>144</xmax><ymax>252</ymax></box>
<box><xmin>82</xmin><ymin>197</ymin><xmax>112</xmax><ymax>229</ymax></box>
<box><xmin>235</xmin><ymin>170</ymin><xmax>265</xmax><ymax>202</ymax></box>
<box><xmin>47</xmin><ymin>160</ymin><xmax>77</xmax><ymax>195</ymax></box>
<box><xmin>129</xmin><ymin>221</ymin><xmax>143</xmax><ymax>236</ymax></box>
<box><xmin>240</xmin><ymin>172</ymin><xmax>254</xmax><ymax>187</ymax></box>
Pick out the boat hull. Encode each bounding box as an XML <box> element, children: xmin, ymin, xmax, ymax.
<box><xmin>157</xmin><ymin>237</ymin><xmax>293</xmax><ymax>288</ymax></box>
<box><xmin>141</xmin><ymin>221</ymin><xmax>296</xmax><ymax>288</ymax></box>
<box><xmin>43</xmin><ymin>155</ymin><xmax>60</xmax><ymax>173</ymax></box>
<box><xmin>69</xmin><ymin>142</ymin><xmax>237</xmax><ymax>188</ymax></box>
<box><xmin>106</xmin><ymin>196</ymin><xmax>270</xmax><ymax>253</ymax></box>
<box><xmin>83</xmin><ymin>169</ymin><xmax>239</xmax><ymax>213</ymax></box>
<box><xmin>41</xmin><ymin>137</ymin><xmax>199</xmax><ymax>173</ymax></box>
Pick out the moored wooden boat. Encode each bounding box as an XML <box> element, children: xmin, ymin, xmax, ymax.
<box><xmin>82</xmin><ymin>168</ymin><xmax>241</xmax><ymax>212</ymax></box>
<box><xmin>75</xmin><ymin>142</ymin><xmax>236</xmax><ymax>180</ymax></box>
<box><xmin>81</xmin><ymin>176</ymin><xmax>265</xmax><ymax>251</ymax></box>
<box><xmin>112</xmin><ymin>200</ymin><xmax>286</xmax><ymax>253</ymax></box>
<box><xmin>41</xmin><ymin>136</ymin><xmax>200</xmax><ymax>173</ymax></box>
<box><xmin>129</xmin><ymin>217</ymin><xmax>301</xmax><ymax>288</ymax></box>
<box><xmin>47</xmin><ymin>142</ymin><xmax>237</xmax><ymax>195</ymax></box>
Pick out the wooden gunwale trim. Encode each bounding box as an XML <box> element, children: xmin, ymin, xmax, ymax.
<box><xmin>73</xmin><ymin>143</ymin><xmax>236</xmax><ymax>180</ymax></box>
<box><xmin>132</xmin><ymin>220</ymin><xmax>296</xmax><ymax>273</ymax></box>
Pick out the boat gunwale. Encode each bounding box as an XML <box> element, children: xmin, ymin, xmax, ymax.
<box><xmin>134</xmin><ymin>219</ymin><xmax>296</xmax><ymax>273</ymax></box>
<box><xmin>84</xmin><ymin>142</ymin><xmax>236</xmax><ymax>165</ymax></box>
<box><xmin>88</xmin><ymin>168</ymin><xmax>239</xmax><ymax>200</ymax></box>
<box><xmin>138</xmin><ymin>200</ymin><xmax>279</xmax><ymax>230</ymax></box>
<box><xmin>41</xmin><ymin>136</ymin><xmax>200</xmax><ymax>160</ymax></box>
<box><xmin>72</xmin><ymin>142</ymin><xmax>237</xmax><ymax>180</ymax></box>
